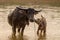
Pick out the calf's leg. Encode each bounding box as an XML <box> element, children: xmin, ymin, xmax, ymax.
<box><xmin>43</xmin><ymin>26</ymin><xmax>46</xmax><ymax>35</ymax></box>
<box><xmin>37</xmin><ymin>26</ymin><xmax>40</xmax><ymax>35</ymax></box>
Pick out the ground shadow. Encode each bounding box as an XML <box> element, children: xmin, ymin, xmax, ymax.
<box><xmin>38</xmin><ymin>33</ymin><xmax>46</xmax><ymax>40</ymax></box>
<box><xmin>8</xmin><ymin>33</ymin><xmax>29</xmax><ymax>40</ymax></box>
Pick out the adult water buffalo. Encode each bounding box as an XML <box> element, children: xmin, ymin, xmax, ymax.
<box><xmin>8</xmin><ymin>7</ymin><xmax>42</xmax><ymax>36</ymax></box>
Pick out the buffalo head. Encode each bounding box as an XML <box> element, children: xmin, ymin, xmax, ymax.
<box><xmin>26</xmin><ymin>8</ymin><xmax>42</xmax><ymax>22</ymax></box>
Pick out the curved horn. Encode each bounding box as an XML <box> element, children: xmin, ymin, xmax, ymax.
<box><xmin>35</xmin><ymin>10</ymin><xmax>42</xmax><ymax>12</ymax></box>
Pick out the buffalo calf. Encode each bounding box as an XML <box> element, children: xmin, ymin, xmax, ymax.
<box><xmin>35</xmin><ymin>15</ymin><xmax>47</xmax><ymax>35</ymax></box>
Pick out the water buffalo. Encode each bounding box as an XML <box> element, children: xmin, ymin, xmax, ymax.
<box><xmin>34</xmin><ymin>15</ymin><xmax>47</xmax><ymax>36</ymax></box>
<box><xmin>8</xmin><ymin>7</ymin><xmax>41</xmax><ymax>36</ymax></box>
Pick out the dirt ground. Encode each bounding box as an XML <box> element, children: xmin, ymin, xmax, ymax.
<box><xmin>0</xmin><ymin>5</ymin><xmax>60</xmax><ymax>40</ymax></box>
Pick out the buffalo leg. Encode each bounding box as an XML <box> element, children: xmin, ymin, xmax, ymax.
<box><xmin>40</xmin><ymin>30</ymin><xmax>42</xmax><ymax>35</ymax></box>
<box><xmin>18</xmin><ymin>27</ymin><xmax>21</xmax><ymax>33</ymax></box>
<box><xmin>21</xmin><ymin>25</ymin><xmax>25</xmax><ymax>36</ymax></box>
<box><xmin>12</xmin><ymin>25</ymin><xmax>16</xmax><ymax>36</ymax></box>
<box><xmin>18</xmin><ymin>28</ymin><xmax>20</xmax><ymax>33</ymax></box>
